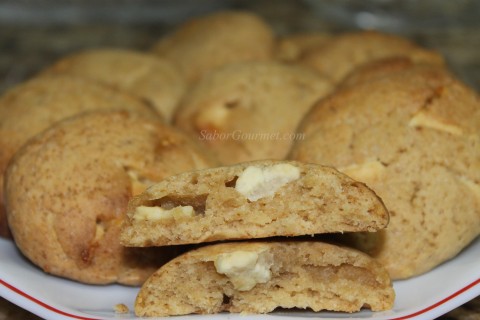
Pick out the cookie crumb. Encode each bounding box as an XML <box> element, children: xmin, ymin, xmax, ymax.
<box><xmin>114</xmin><ymin>303</ymin><xmax>129</xmax><ymax>314</ymax></box>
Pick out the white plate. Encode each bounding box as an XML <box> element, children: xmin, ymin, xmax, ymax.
<box><xmin>1</xmin><ymin>237</ymin><xmax>479</xmax><ymax>320</ymax></box>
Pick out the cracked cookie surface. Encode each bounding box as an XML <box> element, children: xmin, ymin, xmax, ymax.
<box><xmin>290</xmin><ymin>63</ymin><xmax>480</xmax><ymax>279</ymax></box>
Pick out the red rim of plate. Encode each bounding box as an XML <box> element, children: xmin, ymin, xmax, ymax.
<box><xmin>1</xmin><ymin>277</ymin><xmax>479</xmax><ymax>320</ymax></box>
<box><xmin>0</xmin><ymin>278</ymin><xmax>100</xmax><ymax>320</ymax></box>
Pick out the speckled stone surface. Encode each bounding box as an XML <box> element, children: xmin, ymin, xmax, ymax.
<box><xmin>0</xmin><ymin>0</ymin><xmax>478</xmax><ymax>318</ymax></box>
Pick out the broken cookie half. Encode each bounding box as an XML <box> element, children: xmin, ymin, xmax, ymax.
<box><xmin>135</xmin><ymin>241</ymin><xmax>395</xmax><ymax>316</ymax></box>
<box><xmin>121</xmin><ymin>160</ymin><xmax>389</xmax><ymax>246</ymax></box>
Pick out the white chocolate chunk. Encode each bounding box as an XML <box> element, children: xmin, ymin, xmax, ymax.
<box><xmin>409</xmin><ymin>111</ymin><xmax>463</xmax><ymax>136</ymax></box>
<box><xmin>459</xmin><ymin>176</ymin><xmax>480</xmax><ymax>199</ymax></box>
<box><xmin>133</xmin><ymin>205</ymin><xmax>194</xmax><ymax>222</ymax></box>
<box><xmin>340</xmin><ymin>160</ymin><xmax>386</xmax><ymax>182</ymax></box>
<box><xmin>235</xmin><ymin>164</ymin><xmax>301</xmax><ymax>201</ymax></box>
<box><xmin>214</xmin><ymin>250</ymin><xmax>273</xmax><ymax>291</ymax></box>
<box><xmin>126</xmin><ymin>169</ymin><xmax>149</xmax><ymax>196</ymax></box>
<box><xmin>93</xmin><ymin>223</ymin><xmax>105</xmax><ymax>242</ymax></box>
<box><xmin>196</xmin><ymin>101</ymin><xmax>230</xmax><ymax>129</ymax></box>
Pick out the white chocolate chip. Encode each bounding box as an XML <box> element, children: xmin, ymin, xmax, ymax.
<box><xmin>459</xmin><ymin>176</ymin><xmax>480</xmax><ymax>199</ymax></box>
<box><xmin>126</xmin><ymin>169</ymin><xmax>149</xmax><ymax>196</ymax></box>
<box><xmin>235</xmin><ymin>164</ymin><xmax>301</xmax><ymax>201</ymax></box>
<box><xmin>409</xmin><ymin>111</ymin><xmax>463</xmax><ymax>136</ymax></box>
<box><xmin>196</xmin><ymin>101</ymin><xmax>230</xmax><ymax>129</ymax></box>
<box><xmin>340</xmin><ymin>160</ymin><xmax>386</xmax><ymax>182</ymax></box>
<box><xmin>214</xmin><ymin>250</ymin><xmax>273</xmax><ymax>291</ymax></box>
<box><xmin>93</xmin><ymin>222</ymin><xmax>105</xmax><ymax>242</ymax></box>
<box><xmin>133</xmin><ymin>205</ymin><xmax>194</xmax><ymax>222</ymax></box>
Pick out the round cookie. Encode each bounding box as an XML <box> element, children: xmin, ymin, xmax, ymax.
<box><xmin>0</xmin><ymin>74</ymin><xmax>157</xmax><ymax>239</ymax></box>
<box><xmin>290</xmin><ymin>64</ymin><xmax>480</xmax><ymax>279</ymax></box>
<box><xmin>41</xmin><ymin>48</ymin><xmax>186</xmax><ymax>121</ymax></box>
<box><xmin>300</xmin><ymin>30</ymin><xmax>445</xmax><ymax>84</ymax></box>
<box><xmin>174</xmin><ymin>61</ymin><xmax>333</xmax><ymax>165</ymax></box>
<box><xmin>151</xmin><ymin>11</ymin><xmax>274</xmax><ymax>83</ymax></box>
<box><xmin>4</xmin><ymin>111</ymin><xmax>215</xmax><ymax>285</ymax></box>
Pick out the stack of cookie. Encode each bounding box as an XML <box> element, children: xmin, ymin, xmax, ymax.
<box><xmin>120</xmin><ymin>160</ymin><xmax>395</xmax><ymax>316</ymax></box>
<box><xmin>1</xmin><ymin>7</ymin><xmax>478</xmax><ymax>319</ymax></box>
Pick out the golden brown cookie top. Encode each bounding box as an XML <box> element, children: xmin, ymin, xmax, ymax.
<box><xmin>0</xmin><ymin>74</ymin><xmax>158</xmax><ymax>160</ymax></box>
<box><xmin>293</xmin><ymin>64</ymin><xmax>480</xmax><ymax>174</ymax></box>
<box><xmin>174</xmin><ymin>61</ymin><xmax>333</xmax><ymax>164</ymax></box>
<box><xmin>300</xmin><ymin>30</ymin><xmax>444</xmax><ymax>84</ymax></box>
<box><xmin>5</xmin><ymin>110</ymin><xmax>215</xmax><ymax>285</ymax></box>
<box><xmin>151</xmin><ymin>11</ymin><xmax>274</xmax><ymax>83</ymax></box>
<box><xmin>41</xmin><ymin>48</ymin><xmax>186</xmax><ymax>121</ymax></box>
<box><xmin>296</xmin><ymin>64</ymin><xmax>479</xmax><ymax>153</ymax></box>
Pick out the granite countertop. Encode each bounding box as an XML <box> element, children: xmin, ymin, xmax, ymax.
<box><xmin>0</xmin><ymin>0</ymin><xmax>479</xmax><ymax>93</ymax></box>
<box><xmin>0</xmin><ymin>0</ymin><xmax>479</xmax><ymax>319</ymax></box>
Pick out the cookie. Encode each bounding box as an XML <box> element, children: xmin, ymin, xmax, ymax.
<box><xmin>174</xmin><ymin>61</ymin><xmax>333</xmax><ymax>165</ymax></box>
<box><xmin>134</xmin><ymin>241</ymin><xmax>395</xmax><ymax>316</ymax></box>
<box><xmin>41</xmin><ymin>48</ymin><xmax>186</xmax><ymax>121</ymax></box>
<box><xmin>300</xmin><ymin>30</ymin><xmax>444</xmax><ymax>84</ymax></box>
<box><xmin>290</xmin><ymin>64</ymin><xmax>480</xmax><ymax>279</ymax></box>
<box><xmin>275</xmin><ymin>32</ymin><xmax>332</xmax><ymax>62</ymax></box>
<box><xmin>151</xmin><ymin>11</ymin><xmax>274</xmax><ymax>83</ymax></box>
<box><xmin>0</xmin><ymin>74</ymin><xmax>157</xmax><ymax>239</ymax></box>
<box><xmin>5</xmin><ymin>111</ymin><xmax>215</xmax><ymax>285</ymax></box>
<box><xmin>121</xmin><ymin>160</ymin><xmax>388</xmax><ymax>247</ymax></box>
